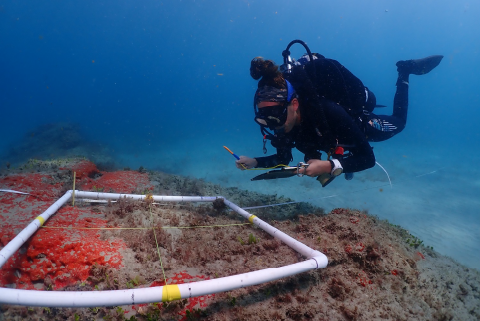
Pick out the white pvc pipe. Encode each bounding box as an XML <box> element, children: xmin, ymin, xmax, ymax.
<box><xmin>0</xmin><ymin>189</ymin><xmax>30</xmax><ymax>195</ymax></box>
<box><xmin>223</xmin><ymin>198</ymin><xmax>328</xmax><ymax>268</ymax></box>
<box><xmin>0</xmin><ymin>191</ymin><xmax>328</xmax><ymax>307</ymax></box>
<box><xmin>73</xmin><ymin>191</ymin><xmax>219</xmax><ymax>203</ymax></box>
<box><xmin>0</xmin><ymin>259</ymin><xmax>319</xmax><ymax>307</ymax></box>
<box><xmin>0</xmin><ymin>191</ymin><xmax>72</xmax><ymax>269</ymax></box>
<box><xmin>0</xmin><ymin>191</ymin><xmax>217</xmax><ymax>270</ymax></box>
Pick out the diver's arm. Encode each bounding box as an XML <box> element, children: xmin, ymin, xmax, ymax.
<box><xmin>235</xmin><ymin>143</ymin><xmax>292</xmax><ymax>170</ymax></box>
<box><xmin>341</xmin><ymin>144</ymin><xmax>376</xmax><ymax>173</ymax></box>
<box><xmin>253</xmin><ymin>146</ymin><xmax>293</xmax><ymax>169</ymax></box>
<box><xmin>235</xmin><ymin>154</ymin><xmax>279</xmax><ymax>170</ymax></box>
<box><xmin>235</xmin><ymin>156</ymin><xmax>257</xmax><ymax>170</ymax></box>
<box><xmin>328</xmin><ymin>105</ymin><xmax>376</xmax><ymax>172</ymax></box>
<box><xmin>303</xmin><ymin>159</ymin><xmax>332</xmax><ymax>176</ymax></box>
<box><xmin>337</xmin><ymin>122</ymin><xmax>376</xmax><ymax>173</ymax></box>
<box><xmin>254</xmin><ymin>154</ymin><xmax>282</xmax><ymax>168</ymax></box>
<box><xmin>235</xmin><ymin>153</ymin><xmax>286</xmax><ymax>169</ymax></box>
<box><xmin>300</xmin><ymin>144</ymin><xmax>373</xmax><ymax>177</ymax></box>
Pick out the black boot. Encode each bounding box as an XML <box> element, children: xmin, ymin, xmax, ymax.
<box><xmin>396</xmin><ymin>55</ymin><xmax>443</xmax><ymax>75</ymax></box>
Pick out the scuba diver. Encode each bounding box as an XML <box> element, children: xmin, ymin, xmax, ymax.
<box><xmin>235</xmin><ymin>40</ymin><xmax>443</xmax><ymax>186</ymax></box>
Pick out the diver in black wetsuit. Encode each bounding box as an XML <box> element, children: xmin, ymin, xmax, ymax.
<box><xmin>235</xmin><ymin>52</ymin><xmax>443</xmax><ymax>185</ymax></box>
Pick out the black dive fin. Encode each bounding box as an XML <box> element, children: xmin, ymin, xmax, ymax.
<box><xmin>396</xmin><ymin>55</ymin><xmax>443</xmax><ymax>75</ymax></box>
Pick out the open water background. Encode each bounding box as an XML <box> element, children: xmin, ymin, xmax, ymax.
<box><xmin>1</xmin><ymin>1</ymin><xmax>479</xmax><ymax>270</ymax></box>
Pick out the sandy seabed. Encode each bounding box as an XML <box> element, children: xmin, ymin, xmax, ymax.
<box><xmin>0</xmin><ymin>158</ymin><xmax>479</xmax><ymax>321</ymax></box>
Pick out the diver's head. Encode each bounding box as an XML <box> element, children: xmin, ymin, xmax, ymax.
<box><xmin>250</xmin><ymin>57</ymin><xmax>299</xmax><ymax>136</ymax></box>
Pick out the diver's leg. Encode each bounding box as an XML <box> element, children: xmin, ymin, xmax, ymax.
<box><xmin>364</xmin><ymin>71</ymin><xmax>409</xmax><ymax>142</ymax></box>
<box><xmin>365</xmin><ymin>113</ymin><xmax>405</xmax><ymax>142</ymax></box>
<box><xmin>392</xmin><ymin>70</ymin><xmax>409</xmax><ymax>124</ymax></box>
<box><xmin>366</xmin><ymin>55</ymin><xmax>443</xmax><ymax>143</ymax></box>
<box><xmin>365</xmin><ymin>73</ymin><xmax>418</xmax><ymax>142</ymax></box>
<box><xmin>393</xmin><ymin>55</ymin><xmax>443</xmax><ymax>122</ymax></box>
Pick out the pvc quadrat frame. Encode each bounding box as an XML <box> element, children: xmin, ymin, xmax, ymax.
<box><xmin>0</xmin><ymin>191</ymin><xmax>328</xmax><ymax>307</ymax></box>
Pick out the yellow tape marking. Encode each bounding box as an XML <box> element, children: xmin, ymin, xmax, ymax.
<box><xmin>162</xmin><ymin>284</ymin><xmax>181</xmax><ymax>302</ymax></box>
<box><xmin>36</xmin><ymin>216</ymin><xmax>45</xmax><ymax>226</ymax></box>
<box><xmin>72</xmin><ymin>171</ymin><xmax>76</xmax><ymax>207</ymax></box>
<box><xmin>248</xmin><ymin>215</ymin><xmax>257</xmax><ymax>224</ymax></box>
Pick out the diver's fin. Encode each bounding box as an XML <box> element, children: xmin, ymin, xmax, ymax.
<box><xmin>374</xmin><ymin>104</ymin><xmax>387</xmax><ymax>108</ymax></box>
<box><xmin>396</xmin><ymin>55</ymin><xmax>443</xmax><ymax>75</ymax></box>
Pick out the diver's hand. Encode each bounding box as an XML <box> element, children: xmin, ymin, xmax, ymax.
<box><xmin>235</xmin><ymin>156</ymin><xmax>257</xmax><ymax>170</ymax></box>
<box><xmin>303</xmin><ymin>159</ymin><xmax>332</xmax><ymax>177</ymax></box>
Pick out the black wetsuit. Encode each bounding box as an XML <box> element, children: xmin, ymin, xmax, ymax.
<box><xmin>255</xmin><ymin>56</ymin><xmax>409</xmax><ymax>173</ymax></box>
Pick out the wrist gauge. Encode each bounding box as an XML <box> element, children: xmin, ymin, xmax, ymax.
<box><xmin>329</xmin><ymin>159</ymin><xmax>343</xmax><ymax>177</ymax></box>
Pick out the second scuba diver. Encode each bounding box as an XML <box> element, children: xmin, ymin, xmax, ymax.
<box><xmin>235</xmin><ymin>40</ymin><xmax>443</xmax><ymax>186</ymax></box>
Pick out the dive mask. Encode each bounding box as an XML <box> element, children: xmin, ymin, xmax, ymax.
<box><xmin>253</xmin><ymin>80</ymin><xmax>296</xmax><ymax>130</ymax></box>
<box><xmin>254</xmin><ymin>104</ymin><xmax>288</xmax><ymax>130</ymax></box>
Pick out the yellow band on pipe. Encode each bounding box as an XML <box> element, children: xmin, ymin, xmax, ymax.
<box><xmin>248</xmin><ymin>215</ymin><xmax>257</xmax><ymax>224</ymax></box>
<box><xmin>162</xmin><ymin>284</ymin><xmax>181</xmax><ymax>302</ymax></box>
<box><xmin>36</xmin><ymin>216</ymin><xmax>45</xmax><ymax>226</ymax></box>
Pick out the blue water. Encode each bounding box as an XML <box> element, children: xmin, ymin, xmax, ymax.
<box><xmin>1</xmin><ymin>1</ymin><xmax>479</xmax><ymax>269</ymax></box>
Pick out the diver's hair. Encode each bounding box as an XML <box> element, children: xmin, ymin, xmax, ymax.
<box><xmin>250</xmin><ymin>57</ymin><xmax>286</xmax><ymax>90</ymax></box>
